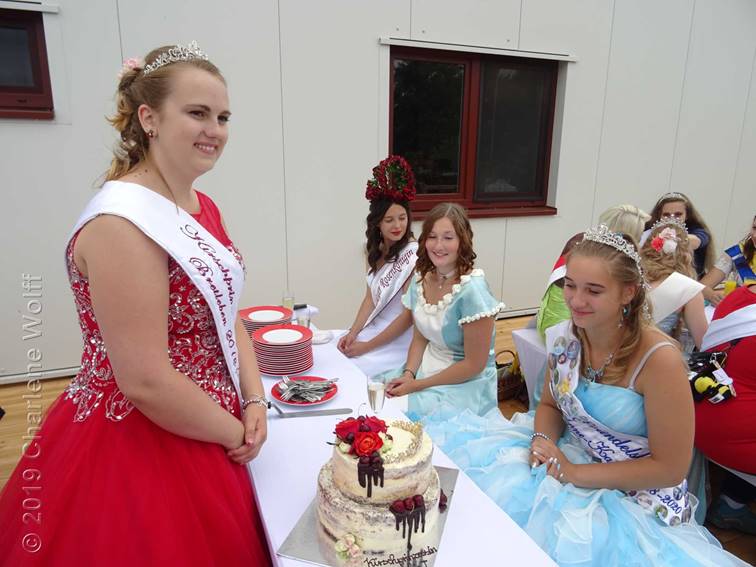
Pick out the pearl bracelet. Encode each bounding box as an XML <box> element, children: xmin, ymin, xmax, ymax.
<box><xmin>531</xmin><ymin>432</ymin><xmax>552</xmax><ymax>443</ymax></box>
<box><xmin>242</xmin><ymin>394</ymin><xmax>270</xmax><ymax>411</ymax></box>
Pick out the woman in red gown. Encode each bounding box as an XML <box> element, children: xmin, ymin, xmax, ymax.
<box><xmin>0</xmin><ymin>44</ymin><xmax>272</xmax><ymax>565</ymax></box>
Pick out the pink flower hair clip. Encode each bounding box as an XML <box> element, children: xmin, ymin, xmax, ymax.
<box><xmin>117</xmin><ymin>57</ymin><xmax>144</xmax><ymax>80</ymax></box>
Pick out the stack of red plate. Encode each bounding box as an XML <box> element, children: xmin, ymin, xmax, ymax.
<box><xmin>252</xmin><ymin>324</ymin><xmax>314</xmax><ymax>376</ymax></box>
<box><xmin>239</xmin><ymin>306</ymin><xmax>293</xmax><ymax>337</ymax></box>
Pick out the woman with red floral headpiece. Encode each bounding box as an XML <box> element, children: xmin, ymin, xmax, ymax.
<box><xmin>338</xmin><ymin>156</ymin><xmax>419</xmax><ymax>377</ymax></box>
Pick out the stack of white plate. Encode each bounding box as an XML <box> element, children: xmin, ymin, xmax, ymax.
<box><xmin>239</xmin><ymin>306</ymin><xmax>293</xmax><ymax>337</ymax></box>
<box><xmin>252</xmin><ymin>324</ymin><xmax>314</xmax><ymax>376</ymax></box>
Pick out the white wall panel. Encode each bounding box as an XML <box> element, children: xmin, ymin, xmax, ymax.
<box><xmin>0</xmin><ymin>0</ymin><xmax>121</xmax><ymax>381</ymax></box>
<box><xmin>670</xmin><ymin>0</ymin><xmax>756</xmax><ymax>245</ymax></box>
<box><xmin>725</xmin><ymin>50</ymin><xmax>756</xmax><ymax>249</ymax></box>
<box><xmin>278</xmin><ymin>0</ymin><xmax>410</xmax><ymax>328</ymax></box>
<box><xmin>117</xmin><ymin>0</ymin><xmax>288</xmax><ymax>311</ymax></box>
<box><xmin>593</xmin><ymin>0</ymin><xmax>693</xmax><ymax>216</ymax></box>
<box><xmin>501</xmin><ymin>0</ymin><xmax>614</xmax><ymax>311</ymax></box>
<box><xmin>411</xmin><ymin>0</ymin><xmax>520</xmax><ymax>49</ymax></box>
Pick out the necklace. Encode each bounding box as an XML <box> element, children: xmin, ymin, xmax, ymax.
<box><xmin>585</xmin><ymin>351</ymin><xmax>616</xmax><ymax>383</ymax></box>
<box><xmin>436</xmin><ymin>269</ymin><xmax>456</xmax><ymax>290</ymax></box>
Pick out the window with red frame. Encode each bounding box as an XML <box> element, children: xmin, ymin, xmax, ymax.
<box><xmin>0</xmin><ymin>8</ymin><xmax>54</xmax><ymax>119</ymax></box>
<box><xmin>390</xmin><ymin>47</ymin><xmax>557</xmax><ymax>218</ymax></box>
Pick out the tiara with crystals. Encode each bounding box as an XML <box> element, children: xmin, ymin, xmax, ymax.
<box><xmin>583</xmin><ymin>224</ymin><xmax>649</xmax><ymax>288</ymax></box>
<box><xmin>658</xmin><ymin>192</ymin><xmax>687</xmax><ymax>202</ymax></box>
<box><xmin>649</xmin><ymin>216</ymin><xmax>688</xmax><ymax>235</ymax></box>
<box><xmin>143</xmin><ymin>41</ymin><xmax>209</xmax><ymax>75</ymax></box>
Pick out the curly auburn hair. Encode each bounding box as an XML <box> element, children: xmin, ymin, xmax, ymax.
<box><xmin>415</xmin><ymin>203</ymin><xmax>476</xmax><ymax>280</ymax></box>
<box><xmin>743</xmin><ymin>215</ymin><xmax>756</xmax><ymax>265</ymax></box>
<box><xmin>105</xmin><ymin>46</ymin><xmax>225</xmax><ymax>182</ymax></box>
<box><xmin>645</xmin><ymin>193</ymin><xmax>715</xmax><ymax>273</ymax></box>
<box><xmin>568</xmin><ymin>233</ymin><xmax>656</xmax><ymax>385</ymax></box>
<box><xmin>640</xmin><ymin>223</ymin><xmax>696</xmax><ymax>282</ymax></box>
<box><xmin>365</xmin><ymin>199</ymin><xmax>414</xmax><ymax>274</ymax></box>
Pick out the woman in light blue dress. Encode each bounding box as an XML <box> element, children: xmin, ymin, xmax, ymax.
<box><xmin>385</xmin><ymin>203</ymin><xmax>504</xmax><ymax>418</ymax></box>
<box><xmin>421</xmin><ymin>226</ymin><xmax>748</xmax><ymax>566</ymax></box>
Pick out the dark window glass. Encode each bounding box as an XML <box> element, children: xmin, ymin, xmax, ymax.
<box><xmin>392</xmin><ymin>58</ymin><xmax>464</xmax><ymax>195</ymax></box>
<box><xmin>0</xmin><ymin>9</ymin><xmax>54</xmax><ymax>119</ymax></box>
<box><xmin>390</xmin><ymin>47</ymin><xmax>557</xmax><ymax>218</ymax></box>
<box><xmin>474</xmin><ymin>61</ymin><xmax>552</xmax><ymax>202</ymax></box>
<box><xmin>0</xmin><ymin>26</ymin><xmax>34</xmax><ymax>87</ymax></box>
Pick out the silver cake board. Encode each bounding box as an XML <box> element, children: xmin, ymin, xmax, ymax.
<box><xmin>278</xmin><ymin>466</ymin><xmax>459</xmax><ymax>567</ymax></box>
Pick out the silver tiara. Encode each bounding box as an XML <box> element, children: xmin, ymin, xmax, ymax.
<box><xmin>143</xmin><ymin>41</ymin><xmax>209</xmax><ymax>75</ymax></box>
<box><xmin>649</xmin><ymin>216</ymin><xmax>687</xmax><ymax>235</ymax></box>
<box><xmin>658</xmin><ymin>192</ymin><xmax>687</xmax><ymax>202</ymax></box>
<box><xmin>583</xmin><ymin>224</ymin><xmax>649</xmax><ymax>289</ymax></box>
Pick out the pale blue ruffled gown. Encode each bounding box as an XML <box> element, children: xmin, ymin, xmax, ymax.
<box><xmin>420</xmin><ymin>378</ymin><xmax>747</xmax><ymax>566</ymax></box>
<box><xmin>378</xmin><ymin>269</ymin><xmax>504</xmax><ymax>418</ymax></box>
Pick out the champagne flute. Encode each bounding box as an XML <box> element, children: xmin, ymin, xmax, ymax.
<box><xmin>366</xmin><ymin>374</ymin><xmax>387</xmax><ymax>414</ymax></box>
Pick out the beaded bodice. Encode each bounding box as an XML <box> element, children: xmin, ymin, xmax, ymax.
<box><xmin>63</xmin><ymin>233</ymin><xmax>243</xmax><ymax>423</ymax></box>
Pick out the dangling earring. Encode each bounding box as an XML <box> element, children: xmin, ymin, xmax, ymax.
<box><xmin>618</xmin><ymin>304</ymin><xmax>629</xmax><ymax>328</ymax></box>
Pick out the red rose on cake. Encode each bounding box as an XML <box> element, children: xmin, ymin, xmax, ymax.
<box><xmin>353</xmin><ymin>431</ymin><xmax>383</xmax><ymax>457</ymax></box>
<box><xmin>364</xmin><ymin>416</ymin><xmax>388</xmax><ymax>434</ymax></box>
<box><xmin>334</xmin><ymin>418</ymin><xmax>361</xmax><ymax>442</ymax></box>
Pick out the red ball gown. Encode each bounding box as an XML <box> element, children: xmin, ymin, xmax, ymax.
<box><xmin>0</xmin><ymin>192</ymin><xmax>272</xmax><ymax>566</ymax></box>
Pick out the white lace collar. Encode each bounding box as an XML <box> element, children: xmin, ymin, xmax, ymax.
<box><xmin>417</xmin><ymin>268</ymin><xmax>485</xmax><ymax>314</ymax></box>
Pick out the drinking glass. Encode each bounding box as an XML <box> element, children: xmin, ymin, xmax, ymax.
<box><xmin>295</xmin><ymin>306</ymin><xmax>311</xmax><ymax>328</ymax></box>
<box><xmin>366</xmin><ymin>374</ymin><xmax>387</xmax><ymax>414</ymax></box>
<box><xmin>282</xmin><ymin>290</ymin><xmax>295</xmax><ymax>310</ymax></box>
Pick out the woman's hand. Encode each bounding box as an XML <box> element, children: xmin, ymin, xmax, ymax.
<box><xmin>227</xmin><ymin>405</ymin><xmax>267</xmax><ymax>464</ymax></box>
<box><xmin>530</xmin><ymin>436</ymin><xmax>574</xmax><ymax>483</ymax></box>
<box><xmin>703</xmin><ymin>287</ymin><xmax>724</xmax><ymax>306</ymax></box>
<box><xmin>386</xmin><ymin>372</ymin><xmax>418</xmax><ymax>397</ymax></box>
<box><xmin>343</xmin><ymin>340</ymin><xmax>371</xmax><ymax>358</ymax></box>
<box><xmin>337</xmin><ymin>331</ymin><xmax>358</xmax><ymax>354</ymax></box>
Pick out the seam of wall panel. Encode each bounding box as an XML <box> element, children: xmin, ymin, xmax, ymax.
<box><xmin>500</xmin><ymin>219</ymin><xmax>508</xmax><ymax>303</ymax></box>
<box><xmin>276</xmin><ymin>0</ymin><xmax>291</xmax><ymax>288</ymax></box>
<box><xmin>590</xmin><ymin>0</ymin><xmax>616</xmax><ymax>223</ymax></box>
<box><xmin>115</xmin><ymin>0</ymin><xmax>124</xmax><ymax>60</ymax></box>
<box><xmin>516</xmin><ymin>0</ymin><xmax>523</xmax><ymax>50</ymax></box>
<box><xmin>668</xmin><ymin>0</ymin><xmax>697</xmax><ymax>192</ymax></box>
<box><xmin>726</xmin><ymin>43</ymin><xmax>756</xmax><ymax>230</ymax></box>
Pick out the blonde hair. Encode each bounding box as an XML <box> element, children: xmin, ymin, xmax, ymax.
<box><xmin>640</xmin><ymin>223</ymin><xmax>696</xmax><ymax>282</ymax></box>
<box><xmin>568</xmin><ymin>234</ymin><xmax>653</xmax><ymax>384</ymax></box>
<box><xmin>598</xmin><ymin>205</ymin><xmax>650</xmax><ymax>243</ymax></box>
<box><xmin>105</xmin><ymin>46</ymin><xmax>224</xmax><ymax>182</ymax></box>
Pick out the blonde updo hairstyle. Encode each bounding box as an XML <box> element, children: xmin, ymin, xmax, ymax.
<box><xmin>640</xmin><ymin>223</ymin><xmax>696</xmax><ymax>282</ymax></box>
<box><xmin>568</xmin><ymin>233</ymin><xmax>653</xmax><ymax>384</ymax></box>
<box><xmin>105</xmin><ymin>46</ymin><xmax>225</xmax><ymax>182</ymax></box>
<box><xmin>597</xmin><ymin>204</ymin><xmax>650</xmax><ymax>243</ymax></box>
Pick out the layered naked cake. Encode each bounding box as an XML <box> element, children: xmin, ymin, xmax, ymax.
<box><xmin>317</xmin><ymin>416</ymin><xmax>447</xmax><ymax>558</ymax></box>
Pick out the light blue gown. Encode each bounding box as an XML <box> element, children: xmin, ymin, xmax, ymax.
<box><xmin>380</xmin><ymin>269</ymin><xmax>504</xmax><ymax>418</ymax></box>
<box><xmin>420</xmin><ymin>358</ymin><xmax>747</xmax><ymax>565</ymax></box>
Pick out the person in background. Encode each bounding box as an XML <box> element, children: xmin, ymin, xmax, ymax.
<box><xmin>385</xmin><ymin>203</ymin><xmax>504</xmax><ymax>418</ymax></box>
<box><xmin>696</xmin><ymin>284</ymin><xmax>756</xmax><ymax>534</ymax></box>
<box><xmin>641</xmin><ymin>218</ymin><xmax>708</xmax><ymax>351</ymax></box>
<box><xmin>644</xmin><ymin>192</ymin><xmax>715</xmax><ymax>279</ymax></box>
<box><xmin>700</xmin><ymin>214</ymin><xmax>756</xmax><ymax>306</ymax></box>
<box><xmin>0</xmin><ymin>43</ymin><xmax>271</xmax><ymax>565</ymax></box>
<box><xmin>338</xmin><ymin>156</ymin><xmax>418</xmax><ymax>376</ymax></box>
<box><xmin>598</xmin><ymin>203</ymin><xmax>650</xmax><ymax>242</ymax></box>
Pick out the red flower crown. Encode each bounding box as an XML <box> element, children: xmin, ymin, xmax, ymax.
<box><xmin>365</xmin><ymin>155</ymin><xmax>417</xmax><ymax>203</ymax></box>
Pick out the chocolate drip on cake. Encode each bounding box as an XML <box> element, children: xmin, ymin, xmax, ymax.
<box><xmin>390</xmin><ymin>496</ymin><xmax>426</xmax><ymax>551</ymax></box>
<box><xmin>357</xmin><ymin>453</ymin><xmax>384</xmax><ymax>498</ymax></box>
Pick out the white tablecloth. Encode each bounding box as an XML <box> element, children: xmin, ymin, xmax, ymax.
<box><xmin>249</xmin><ymin>336</ymin><xmax>555</xmax><ymax>566</ymax></box>
<box><xmin>511</xmin><ymin>328</ymin><xmax>547</xmax><ymax>410</ymax></box>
